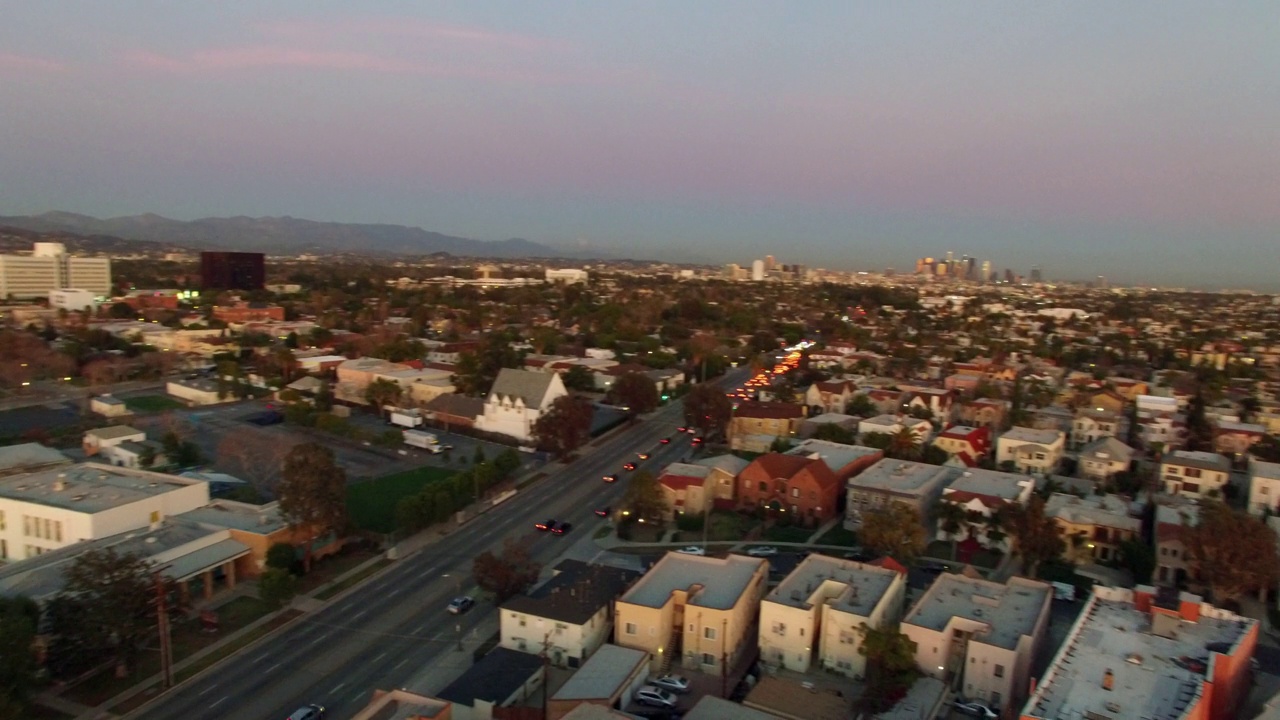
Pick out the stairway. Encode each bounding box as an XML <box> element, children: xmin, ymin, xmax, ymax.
<box><xmin>657</xmin><ymin>624</ymin><xmax>681</xmax><ymax>675</ymax></box>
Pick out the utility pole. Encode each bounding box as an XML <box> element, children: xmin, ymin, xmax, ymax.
<box><xmin>720</xmin><ymin>617</ymin><xmax>729</xmax><ymax>698</ymax></box>
<box><xmin>155</xmin><ymin>571</ymin><xmax>174</xmax><ymax>689</ymax></box>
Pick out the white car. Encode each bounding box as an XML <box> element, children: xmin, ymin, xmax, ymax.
<box><xmin>953</xmin><ymin>700</ymin><xmax>998</xmax><ymax>718</ymax></box>
<box><xmin>676</xmin><ymin>546</ymin><xmax>706</xmax><ymax>556</ymax></box>
<box><xmin>649</xmin><ymin>674</ymin><xmax>690</xmax><ymax>693</ymax></box>
<box><xmin>635</xmin><ymin>685</ymin><xmax>679</xmax><ymax>708</ymax></box>
<box><xmin>746</xmin><ymin>546</ymin><xmax>778</xmax><ymax>557</ymax></box>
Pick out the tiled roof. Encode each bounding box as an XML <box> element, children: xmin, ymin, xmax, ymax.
<box><xmin>734</xmin><ymin>401</ymin><xmax>804</xmax><ymax>419</ymax></box>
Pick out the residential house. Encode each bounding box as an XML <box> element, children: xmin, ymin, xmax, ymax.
<box><xmin>1081</xmin><ymin>389</ymin><xmax>1127</xmax><ymax>414</ymax></box>
<box><xmin>1044</xmin><ymin>493</ymin><xmax>1141</xmax><ymax>564</ymax></box>
<box><xmin>865</xmin><ymin>389</ymin><xmax>906</xmax><ymax>416</ymax></box>
<box><xmin>1071</xmin><ymin>408</ymin><xmax>1126</xmax><ymax>449</ymax></box>
<box><xmin>1020</xmin><ymin>586</ymin><xmax>1258</xmax><ymax>720</ymax></box>
<box><xmin>797</xmin><ymin>413</ymin><xmax>860</xmax><ymax>439</ymax></box>
<box><xmin>546</xmin><ymin>644</ymin><xmax>651</xmax><ymax>720</ymax></box>
<box><xmin>422</xmin><ymin>393</ymin><xmax>484</xmax><ymax>430</ymax></box>
<box><xmin>658</xmin><ymin>461</ymin><xmax>738</xmax><ymax>522</ymax></box>
<box><xmin>1154</xmin><ymin>502</ymin><xmax>1199</xmax><ymax>588</ymax></box>
<box><xmin>844</xmin><ymin>459</ymin><xmax>959</xmax><ymax>530</ymax></box>
<box><xmin>98</xmin><ymin>438</ymin><xmax>167</xmax><ymax>469</ymax></box>
<box><xmin>805</xmin><ymin>380</ymin><xmax>856</xmax><ymax>414</ymax></box>
<box><xmin>1076</xmin><ymin>436</ymin><xmax>1135</xmax><ymax>482</ymax></box>
<box><xmin>437</xmin><ymin>647</ymin><xmax>544</xmax><ymax>720</ymax></box>
<box><xmin>613</xmin><ymin>552</ymin><xmax>768</xmax><ymax>677</ymax></box>
<box><xmin>783</xmin><ymin>438</ymin><xmax>884</xmax><ymax>481</ymax></box>
<box><xmin>758</xmin><ymin>554</ymin><xmax>906</xmax><ymax>678</ymax></box>
<box><xmin>728</xmin><ymin>401</ymin><xmax>806</xmax><ymax>453</ymax></box>
<box><xmin>1159</xmin><ymin>450</ymin><xmax>1231</xmax><ymax>499</ymax></box>
<box><xmin>858</xmin><ymin>415</ymin><xmax>931</xmax><ymax>444</ymax></box>
<box><xmin>902</xmin><ymin>388</ymin><xmax>955</xmax><ymax>420</ymax></box>
<box><xmin>944</xmin><ymin>373</ymin><xmax>984</xmax><ymax>393</ymax></box>
<box><xmin>1247</xmin><ymin>459</ymin><xmax>1280</xmax><ymax>517</ymax></box>
<box><xmin>901</xmin><ymin>574</ymin><xmax>1052</xmax><ymax>714</ymax></box>
<box><xmin>500</xmin><ymin>560</ymin><xmax>640</xmax><ymax>668</ymax></box>
<box><xmin>1213</xmin><ymin>420</ymin><xmax>1266</xmax><ymax>461</ymax></box>
<box><xmin>473</xmin><ymin>368</ymin><xmax>569</xmax><ymax>443</ymax></box>
<box><xmin>936</xmin><ymin>469</ymin><xmax>1035</xmax><ymax>552</ymax></box>
<box><xmin>1029</xmin><ymin>406</ymin><xmax>1074</xmax><ymax>435</ymax></box>
<box><xmin>958</xmin><ymin>398</ymin><xmax>1008</xmax><ymax>429</ymax></box>
<box><xmin>82</xmin><ymin>425</ymin><xmax>145</xmax><ymax>457</ymax></box>
<box><xmin>426</xmin><ymin>341</ymin><xmax>482</xmax><ymax>365</ymax></box>
<box><xmin>736</xmin><ymin>453</ymin><xmax>842</xmax><ymax>527</ymax></box>
<box><xmin>931</xmin><ymin>425</ymin><xmax>991</xmax><ymax>467</ymax></box>
<box><xmin>996</xmin><ymin>427</ymin><xmax>1065</xmax><ymax>475</ymax></box>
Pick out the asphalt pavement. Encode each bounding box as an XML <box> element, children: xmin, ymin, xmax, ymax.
<box><xmin>131</xmin><ymin>368</ymin><xmax>750</xmax><ymax>720</ymax></box>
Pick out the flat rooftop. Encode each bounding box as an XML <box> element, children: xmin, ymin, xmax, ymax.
<box><xmin>1253</xmin><ymin>459</ymin><xmax>1280</xmax><ymax>482</ymax></box>
<box><xmin>0</xmin><ymin>462</ymin><xmax>205</xmax><ymax>514</ymax></box>
<box><xmin>767</xmin><ymin>554</ymin><xmax>898</xmax><ymax>617</ymax></box>
<box><xmin>1000</xmin><ymin>426</ymin><xmax>1063</xmax><ymax>445</ymax></box>
<box><xmin>903</xmin><ymin>574</ymin><xmax>1051</xmax><ymax>650</ymax></box>
<box><xmin>1023</xmin><ymin>588</ymin><xmax>1255</xmax><ymax>720</ymax></box>
<box><xmin>550</xmin><ymin>644</ymin><xmax>648</xmax><ymax>701</ymax></box>
<box><xmin>945</xmin><ymin>468</ymin><xmax>1031</xmax><ymax>501</ymax></box>
<box><xmin>848</xmin><ymin>459</ymin><xmax>957</xmax><ymax>499</ymax></box>
<box><xmin>785</xmin><ymin>439</ymin><xmax>881</xmax><ymax>475</ymax></box>
<box><xmin>178</xmin><ymin>499</ymin><xmax>289</xmax><ymax>534</ymax></box>
<box><xmin>1045</xmin><ymin>493</ymin><xmax>1141</xmax><ymax>532</ymax></box>
<box><xmin>0</xmin><ymin>442</ymin><xmax>71</xmax><ymax>476</ymax></box>
<box><xmin>620</xmin><ymin>553</ymin><xmax>764</xmax><ymax>610</ymax></box>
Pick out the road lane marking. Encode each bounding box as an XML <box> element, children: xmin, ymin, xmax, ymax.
<box><xmin>198</xmin><ymin>684</ymin><xmax>217</xmax><ymax>696</ymax></box>
<box><xmin>252</xmin><ymin>652</ymin><xmax>270</xmax><ymax>664</ymax></box>
<box><xmin>373</xmin><ymin>652</ymin><xmax>387</xmax><ymax>664</ymax></box>
<box><xmin>395</xmin><ymin>658</ymin><xmax>411</xmax><ymax>669</ymax></box>
<box><xmin>352</xmin><ymin>609</ymin><xmax>368</xmax><ymax>620</ymax></box>
<box><xmin>268</xmin><ymin>662</ymin><xmax>281</xmax><ymax>673</ymax></box>
<box><xmin>211</xmin><ymin>696</ymin><xmax>227</xmax><ymax>708</ymax></box>
<box><xmin>333</xmin><ymin>682</ymin><xmax>346</xmax><ymax>693</ymax></box>
<box><xmin>310</xmin><ymin>632</ymin><xmax>331</xmax><ymax>646</ymax></box>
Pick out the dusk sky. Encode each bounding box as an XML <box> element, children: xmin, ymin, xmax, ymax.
<box><xmin>2</xmin><ymin>3</ymin><xmax>1277</xmax><ymax>289</ymax></box>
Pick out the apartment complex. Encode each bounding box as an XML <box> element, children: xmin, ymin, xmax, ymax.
<box><xmin>1020</xmin><ymin>586</ymin><xmax>1258</xmax><ymax>720</ymax></box>
<box><xmin>1044</xmin><ymin>492</ymin><xmax>1141</xmax><ymax>564</ymax></box>
<box><xmin>0</xmin><ymin>242</ymin><xmax>111</xmax><ymax>299</ymax></box>
<box><xmin>1160</xmin><ymin>451</ymin><xmax>1231</xmax><ymax>499</ymax></box>
<box><xmin>845</xmin><ymin>459</ymin><xmax>958</xmax><ymax>530</ymax></box>
<box><xmin>500</xmin><ymin>560</ymin><xmax>639</xmax><ymax>668</ymax></box>
<box><xmin>903</xmin><ymin>574</ymin><xmax>1052</xmax><ymax>714</ymax></box>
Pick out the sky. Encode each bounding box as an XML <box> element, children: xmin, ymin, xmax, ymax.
<box><xmin>1</xmin><ymin>3</ymin><xmax>1277</xmax><ymax>289</ymax></box>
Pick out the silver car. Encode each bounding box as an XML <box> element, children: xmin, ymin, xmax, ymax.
<box><xmin>635</xmin><ymin>685</ymin><xmax>678</xmax><ymax>708</ymax></box>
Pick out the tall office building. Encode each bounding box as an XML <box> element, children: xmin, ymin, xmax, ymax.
<box><xmin>201</xmin><ymin>252</ymin><xmax>266</xmax><ymax>290</ymax></box>
<box><xmin>764</xmin><ymin>255</ymin><xmax>776</xmax><ymax>272</ymax></box>
<box><xmin>1004</xmin><ymin>268</ymin><xmax>1015</xmax><ymax>283</ymax></box>
<box><xmin>980</xmin><ymin>260</ymin><xmax>992</xmax><ymax>283</ymax></box>
<box><xmin>0</xmin><ymin>242</ymin><xmax>112</xmax><ymax>299</ymax></box>
<box><xmin>751</xmin><ymin>259</ymin><xmax>765</xmax><ymax>281</ymax></box>
<box><xmin>1030</xmin><ymin>266</ymin><xmax>1043</xmax><ymax>284</ymax></box>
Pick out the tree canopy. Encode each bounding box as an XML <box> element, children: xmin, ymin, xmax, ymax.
<box><xmin>1184</xmin><ymin>501</ymin><xmax>1279</xmax><ymax>603</ymax></box>
<box><xmin>611</xmin><ymin>371</ymin><xmax>660</xmax><ymax>418</ymax></box>
<box><xmin>0</xmin><ymin>596</ymin><xmax>39</xmax><ymax>713</ymax></box>
<box><xmin>473</xmin><ymin>538</ymin><xmax>541</xmax><ymax>602</ymax></box>
<box><xmin>1006</xmin><ymin>494</ymin><xmax>1065</xmax><ymax>579</ymax></box>
<box><xmin>860</xmin><ymin>503</ymin><xmax>927</xmax><ymax>565</ymax></box>
<box><xmin>622</xmin><ymin>470</ymin><xmax>668</xmax><ymax>521</ymax></box>
<box><xmin>277</xmin><ymin>442</ymin><xmax>348</xmax><ymax>568</ymax></box>
<box><xmin>532</xmin><ymin>395</ymin><xmax>595</xmax><ymax>459</ymax></box>
<box><xmin>683</xmin><ymin>383</ymin><xmax>732</xmax><ymax>438</ymax></box>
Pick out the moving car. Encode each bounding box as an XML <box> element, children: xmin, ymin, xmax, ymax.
<box><xmin>535</xmin><ymin>519</ymin><xmax>556</xmax><ymax>531</ymax></box>
<box><xmin>287</xmin><ymin>705</ymin><xmax>326</xmax><ymax>720</ymax></box>
<box><xmin>660</xmin><ymin>437</ymin><xmax>671</xmax><ymax>444</ymax></box>
<box><xmin>676</xmin><ymin>546</ymin><xmax>706</xmax><ymax>556</ymax></box>
<box><xmin>953</xmin><ymin>700</ymin><xmax>998</xmax><ymax>718</ymax></box>
<box><xmin>691</xmin><ymin>437</ymin><xmax>704</xmax><ymax>445</ymax></box>
<box><xmin>447</xmin><ymin>596</ymin><xmax>475</xmax><ymax>615</ymax></box>
<box><xmin>552</xmin><ymin>521</ymin><xmax>573</xmax><ymax>535</ymax></box>
<box><xmin>746</xmin><ymin>546</ymin><xmax>778</xmax><ymax>557</ymax></box>
<box><xmin>649</xmin><ymin>675</ymin><xmax>690</xmax><ymax>693</ymax></box>
<box><xmin>594</xmin><ymin>506</ymin><xmax>611</xmax><ymax>517</ymax></box>
<box><xmin>623</xmin><ymin>462</ymin><xmax>637</xmax><ymax>471</ymax></box>
<box><xmin>677</xmin><ymin>426</ymin><xmax>688</xmax><ymax>433</ymax></box>
<box><xmin>637</xmin><ymin>452</ymin><xmax>650</xmax><ymax>460</ymax></box>
<box><xmin>635</xmin><ymin>685</ymin><xmax>679</xmax><ymax>709</ymax></box>
<box><xmin>603</xmin><ymin>474</ymin><xmax>619</xmax><ymax>483</ymax></box>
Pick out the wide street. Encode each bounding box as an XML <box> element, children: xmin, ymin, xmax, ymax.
<box><xmin>132</xmin><ymin>366</ymin><xmax>750</xmax><ymax>720</ymax></box>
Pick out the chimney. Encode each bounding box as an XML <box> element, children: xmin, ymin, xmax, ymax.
<box><xmin>1102</xmin><ymin>668</ymin><xmax>1114</xmax><ymax>691</ymax></box>
<box><xmin>53</xmin><ymin>474</ymin><xmax>67</xmax><ymax>492</ymax></box>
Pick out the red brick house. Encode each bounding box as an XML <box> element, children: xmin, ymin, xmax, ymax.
<box><xmin>736</xmin><ymin>453</ymin><xmax>840</xmax><ymax>527</ymax></box>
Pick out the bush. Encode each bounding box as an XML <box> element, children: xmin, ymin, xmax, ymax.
<box><xmin>265</xmin><ymin>542</ymin><xmax>299</xmax><ymax>573</ymax></box>
<box><xmin>258</xmin><ymin>567</ymin><xmax>299</xmax><ymax>609</ymax></box>
<box><xmin>675</xmin><ymin>513</ymin><xmax>705</xmax><ymax>532</ymax></box>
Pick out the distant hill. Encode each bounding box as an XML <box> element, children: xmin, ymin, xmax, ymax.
<box><xmin>0</xmin><ymin>211</ymin><xmax>571</xmax><ymax>259</ymax></box>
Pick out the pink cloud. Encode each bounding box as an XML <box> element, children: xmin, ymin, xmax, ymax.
<box><xmin>256</xmin><ymin>17</ymin><xmax>571</xmax><ymax>53</ymax></box>
<box><xmin>0</xmin><ymin>52</ymin><xmax>67</xmax><ymax>72</ymax></box>
<box><xmin>125</xmin><ymin>47</ymin><xmax>424</xmax><ymax>74</ymax></box>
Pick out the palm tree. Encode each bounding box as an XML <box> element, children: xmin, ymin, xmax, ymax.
<box><xmin>985</xmin><ymin>506</ymin><xmax>1010</xmax><ymax>552</ymax></box>
<box><xmin>887</xmin><ymin>427</ymin><xmax>922</xmax><ymax>460</ymax></box>
<box><xmin>933</xmin><ymin>500</ymin><xmax>967</xmax><ymax>561</ymax></box>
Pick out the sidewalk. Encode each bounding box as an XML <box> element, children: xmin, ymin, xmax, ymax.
<box><xmin>400</xmin><ymin>612</ymin><xmax>503</xmax><ymax>696</ymax></box>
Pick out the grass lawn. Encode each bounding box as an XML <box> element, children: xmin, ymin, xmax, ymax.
<box><xmin>124</xmin><ymin>394</ymin><xmax>185</xmax><ymax>413</ymax></box>
<box><xmin>347</xmin><ymin>466</ymin><xmax>456</xmax><ymax>533</ymax></box>
<box><xmin>815</xmin><ymin>525</ymin><xmax>859</xmax><ymax>547</ymax></box>
<box><xmin>706</xmin><ymin>512</ymin><xmax>757</xmax><ymax>542</ymax></box>
<box><xmin>764</xmin><ymin>524</ymin><xmax>813</xmax><ymax>543</ymax></box>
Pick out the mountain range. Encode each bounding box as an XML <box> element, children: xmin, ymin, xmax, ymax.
<box><xmin>0</xmin><ymin>211</ymin><xmax>581</xmax><ymax>260</ymax></box>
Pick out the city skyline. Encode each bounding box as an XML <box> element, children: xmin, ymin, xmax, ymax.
<box><xmin>2</xmin><ymin>3</ymin><xmax>1277</xmax><ymax>289</ymax></box>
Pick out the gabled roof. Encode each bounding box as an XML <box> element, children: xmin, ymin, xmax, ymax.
<box><xmin>489</xmin><ymin>368</ymin><xmax>558</xmax><ymax>407</ymax></box>
<box><xmin>659</xmin><ymin>463</ymin><xmax>712</xmax><ymax>491</ymax></box>
<box><xmin>733</xmin><ymin>401</ymin><xmax>804</xmax><ymax>420</ymax></box>
<box><xmin>502</xmin><ymin>561</ymin><xmax>640</xmax><ymax>626</ymax></box>
<box><xmin>1078</xmin><ymin>436</ymin><xmax>1135</xmax><ymax>463</ymax></box>
<box><xmin>745</xmin><ymin>453</ymin><xmax>841</xmax><ymax>493</ymax></box>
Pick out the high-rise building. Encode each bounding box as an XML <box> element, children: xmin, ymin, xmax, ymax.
<box><xmin>945</xmin><ymin>251</ymin><xmax>954</xmax><ymax>264</ymax></box>
<box><xmin>751</xmin><ymin>259</ymin><xmax>765</xmax><ymax>281</ymax></box>
<box><xmin>764</xmin><ymin>255</ymin><xmax>776</xmax><ymax>272</ymax></box>
<box><xmin>1030</xmin><ymin>266</ymin><xmax>1043</xmax><ymax>284</ymax></box>
<box><xmin>981</xmin><ymin>260</ymin><xmax>992</xmax><ymax>283</ymax></box>
<box><xmin>1096</xmin><ymin>275</ymin><xmax>1108</xmax><ymax>289</ymax></box>
<box><xmin>1004</xmin><ymin>268</ymin><xmax>1015</xmax><ymax>283</ymax></box>
<box><xmin>201</xmin><ymin>252</ymin><xmax>266</xmax><ymax>290</ymax></box>
<box><xmin>0</xmin><ymin>242</ymin><xmax>112</xmax><ymax>299</ymax></box>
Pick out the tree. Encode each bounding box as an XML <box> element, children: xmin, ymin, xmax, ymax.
<box><xmin>277</xmin><ymin>442</ymin><xmax>348</xmax><ymax>571</ymax></box>
<box><xmin>623</xmin><ymin>470</ymin><xmax>668</xmax><ymax>521</ymax></box>
<box><xmin>473</xmin><ymin>537</ymin><xmax>542</xmax><ymax>603</ymax></box>
<box><xmin>1118</xmin><ymin>538</ymin><xmax>1155</xmax><ymax>585</ymax></box>
<box><xmin>921</xmin><ymin>444</ymin><xmax>949</xmax><ymax>465</ymax></box>
<box><xmin>1006</xmin><ymin>495</ymin><xmax>1065</xmax><ymax>579</ymax></box>
<box><xmin>860</xmin><ymin>432</ymin><xmax>892</xmax><ymax>451</ymax></box>
<box><xmin>58</xmin><ymin>548</ymin><xmax>176</xmax><ymax>678</ymax></box>
<box><xmin>161</xmin><ymin>430</ymin><xmax>202</xmax><ymax>468</ymax></box>
<box><xmin>812</xmin><ymin>423</ymin><xmax>857</xmax><ymax>444</ymax></box>
<box><xmin>769</xmin><ymin>436</ymin><xmax>792</xmax><ymax>452</ymax></box>
<box><xmin>857</xmin><ymin>623</ymin><xmax>919</xmax><ymax>714</ymax></box>
<box><xmin>258</xmin><ymin>567</ymin><xmax>299</xmax><ymax>609</ymax></box>
<box><xmin>1184</xmin><ymin>502</ymin><xmax>1280</xmax><ymax>603</ymax></box>
<box><xmin>315</xmin><ymin>380</ymin><xmax>334</xmax><ymax>411</ymax></box>
<box><xmin>0</xmin><ymin>596</ymin><xmax>39</xmax><ymax>712</ymax></box>
<box><xmin>108</xmin><ymin>301</ymin><xmax>136</xmax><ymax>319</ymax></box>
<box><xmin>684</xmin><ymin>383</ymin><xmax>732</xmax><ymax>438</ymax></box>
<box><xmin>845</xmin><ymin>394</ymin><xmax>877</xmax><ymax>417</ymax></box>
<box><xmin>561</xmin><ymin>364</ymin><xmax>596</xmax><ymax>392</ymax></box>
<box><xmin>494</xmin><ymin>448</ymin><xmax>522</xmax><ymax>479</ymax></box>
<box><xmin>933</xmin><ymin>500</ymin><xmax>968</xmax><ymax>560</ymax></box>
<box><xmin>217</xmin><ymin>429</ymin><xmax>291</xmax><ymax>496</ymax></box>
<box><xmin>860</xmin><ymin>503</ymin><xmax>927</xmax><ymax>565</ymax></box>
<box><xmin>611</xmin><ymin>372</ymin><xmax>660</xmax><ymax>419</ymax></box>
<box><xmin>265</xmin><ymin>542</ymin><xmax>299</xmax><ymax>572</ymax></box>
<box><xmin>886</xmin><ymin>427</ymin><xmax>922</xmax><ymax>460</ymax></box>
<box><xmin>365</xmin><ymin>377</ymin><xmax>403</xmax><ymax>417</ymax></box>
<box><xmin>532</xmin><ymin>395</ymin><xmax>595</xmax><ymax>459</ymax></box>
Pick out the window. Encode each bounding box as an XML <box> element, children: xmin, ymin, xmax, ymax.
<box><xmin>22</xmin><ymin>516</ymin><xmax>31</xmax><ymax>537</ymax></box>
<box><xmin>994</xmin><ymin>664</ymin><xmax>1005</xmax><ymax>678</ymax></box>
<box><xmin>1263</xmin><ymin>486</ymin><xmax>1271</xmax><ymax>496</ymax></box>
<box><xmin>701</xmin><ymin>653</ymin><xmax>716</xmax><ymax>666</ymax></box>
<box><xmin>704</xmin><ymin>626</ymin><xmax>716</xmax><ymax>640</ymax></box>
<box><xmin>150</xmin><ymin>510</ymin><xmax>160</xmax><ymax>523</ymax></box>
<box><xmin>0</xmin><ymin>539</ymin><xmax>5</xmax><ymax>559</ymax></box>
<box><xmin>791</xmin><ymin>488</ymin><xmax>800</xmax><ymax>498</ymax></box>
<box><xmin>772</xmin><ymin>622</ymin><xmax>786</xmax><ymax>635</ymax></box>
<box><xmin>990</xmin><ymin>691</ymin><xmax>1002</xmax><ymax>707</ymax></box>
<box><xmin>54</xmin><ymin>521</ymin><xmax>62</xmax><ymax>542</ymax></box>
<box><xmin>1184</xmin><ymin>467</ymin><xmax>1201</xmax><ymax>479</ymax></box>
<box><xmin>758</xmin><ymin>481</ymin><xmax>768</xmax><ymax>492</ymax></box>
<box><xmin>0</xmin><ymin>510</ymin><xmax>4</xmax><ymax>531</ymax></box>
<box><xmin>625</xmin><ymin>622</ymin><xmax>637</xmax><ymax>635</ymax></box>
<box><xmin>1182</xmin><ymin>482</ymin><xmax>1200</xmax><ymax>494</ymax></box>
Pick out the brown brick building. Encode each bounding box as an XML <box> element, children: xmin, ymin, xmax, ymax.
<box><xmin>737</xmin><ymin>453</ymin><xmax>841</xmax><ymax>527</ymax></box>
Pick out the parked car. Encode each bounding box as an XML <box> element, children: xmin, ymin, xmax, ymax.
<box><xmin>676</xmin><ymin>546</ymin><xmax>706</xmax><ymax>556</ymax></box>
<box><xmin>287</xmin><ymin>705</ymin><xmax>326</xmax><ymax>720</ymax></box>
<box><xmin>746</xmin><ymin>546</ymin><xmax>778</xmax><ymax>557</ymax></box>
<box><xmin>649</xmin><ymin>675</ymin><xmax>690</xmax><ymax>693</ymax></box>
<box><xmin>535</xmin><ymin>519</ymin><xmax>556</xmax><ymax>531</ymax></box>
<box><xmin>918</xmin><ymin>559</ymin><xmax>949</xmax><ymax>574</ymax></box>
<box><xmin>595</xmin><ymin>506</ymin><xmax>611</xmax><ymax>517</ymax></box>
<box><xmin>953</xmin><ymin>700</ymin><xmax>997</xmax><ymax>718</ymax></box>
<box><xmin>447</xmin><ymin>596</ymin><xmax>475</xmax><ymax>615</ymax></box>
<box><xmin>635</xmin><ymin>685</ymin><xmax>679</xmax><ymax>709</ymax></box>
<box><xmin>552</xmin><ymin>522</ymin><xmax>573</xmax><ymax>535</ymax></box>
<box><xmin>603</xmin><ymin>474</ymin><xmax>619</xmax><ymax>483</ymax></box>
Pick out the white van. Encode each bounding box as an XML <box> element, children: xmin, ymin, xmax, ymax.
<box><xmin>1050</xmin><ymin>581</ymin><xmax>1076</xmax><ymax>602</ymax></box>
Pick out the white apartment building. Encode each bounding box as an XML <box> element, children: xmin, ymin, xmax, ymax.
<box><xmin>49</xmin><ymin>288</ymin><xmax>97</xmax><ymax>312</ymax></box>
<box><xmin>500</xmin><ymin>561</ymin><xmax>639</xmax><ymax>669</ymax></box>
<box><xmin>996</xmin><ymin>427</ymin><xmax>1065</xmax><ymax>475</ymax></box>
<box><xmin>0</xmin><ymin>242</ymin><xmax>111</xmax><ymax>299</ymax></box>
<box><xmin>1248</xmin><ymin>459</ymin><xmax>1280</xmax><ymax>517</ymax></box>
<box><xmin>902</xmin><ymin>574</ymin><xmax>1052</xmax><ymax>714</ymax></box>
<box><xmin>1159</xmin><ymin>450</ymin><xmax>1231</xmax><ymax>499</ymax></box>
<box><xmin>475</xmin><ymin>368</ymin><xmax>568</xmax><ymax>443</ymax></box>
<box><xmin>0</xmin><ymin>463</ymin><xmax>209</xmax><ymax>562</ymax></box>
<box><xmin>1071</xmin><ymin>409</ymin><xmax>1125</xmax><ymax>449</ymax></box>
<box><xmin>758</xmin><ymin>554</ymin><xmax>906</xmax><ymax>678</ymax></box>
<box><xmin>545</xmin><ymin>268</ymin><xmax>588</xmax><ymax>284</ymax></box>
<box><xmin>858</xmin><ymin>415</ymin><xmax>932</xmax><ymax>443</ymax></box>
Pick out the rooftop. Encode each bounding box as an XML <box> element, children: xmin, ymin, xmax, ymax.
<box><xmin>177</xmin><ymin>498</ymin><xmax>289</xmax><ymax>534</ymax></box>
<box><xmin>620</xmin><ymin>552</ymin><xmax>765</xmax><ymax>610</ymax></box>
<box><xmin>872</xmin><ymin>677</ymin><xmax>946</xmax><ymax>720</ymax></box>
<box><xmin>848</xmin><ymin>459</ymin><xmax>958</xmax><ymax>499</ymax></box>
<box><xmin>0</xmin><ymin>462</ymin><xmax>206</xmax><ymax>514</ymax></box>
<box><xmin>1253</xmin><ymin>459</ymin><xmax>1280</xmax><ymax>482</ymax></box>
<box><xmin>85</xmin><ymin>424</ymin><xmax>144</xmax><ymax>440</ymax></box>
<box><xmin>767</xmin><ymin>554</ymin><xmax>898</xmax><ymax>617</ymax></box>
<box><xmin>684</xmin><ymin>696</ymin><xmax>784</xmax><ymax>720</ymax></box>
<box><xmin>1022</xmin><ymin>586</ymin><xmax>1256</xmax><ymax>720</ymax></box>
<box><xmin>1161</xmin><ymin>450</ymin><xmax>1230</xmax><ymax>473</ymax></box>
<box><xmin>944</xmin><ymin>468</ymin><xmax>1033</xmax><ymax>502</ymax></box>
<box><xmin>784</xmin><ymin>439</ymin><xmax>882</xmax><ymax>476</ymax></box>
<box><xmin>503</xmin><ymin>561</ymin><xmax>639</xmax><ymax>626</ymax></box>
<box><xmin>734</xmin><ymin>401</ymin><xmax>805</xmax><ymax>420</ymax></box>
<box><xmin>489</xmin><ymin>367</ymin><xmax>558</xmax><ymax>407</ymax></box>
<box><xmin>1000</xmin><ymin>426</ymin><xmax>1063</xmax><ymax>445</ymax></box>
<box><xmin>903</xmin><ymin>574</ymin><xmax>1051</xmax><ymax>650</ymax></box>
<box><xmin>1045</xmin><ymin>493</ymin><xmax>1141</xmax><ymax>532</ymax></box>
<box><xmin>0</xmin><ymin>442</ymin><xmax>71</xmax><ymax>476</ymax></box>
<box><xmin>437</xmin><ymin>647</ymin><xmax>543</xmax><ymax>706</ymax></box>
<box><xmin>1079</xmin><ymin>436</ymin><xmax>1136</xmax><ymax>463</ymax></box>
<box><xmin>549</xmin><ymin>644</ymin><xmax>648</xmax><ymax>701</ymax></box>
<box><xmin>693</xmin><ymin>454</ymin><xmax>750</xmax><ymax>477</ymax></box>
<box><xmin>804</xmin><ymin>412</ymin><xmax>858</xmax><ymax>425</ymax></box>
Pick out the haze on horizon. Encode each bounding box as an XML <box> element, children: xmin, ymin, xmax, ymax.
<box><xmin>1</xmin><ymin>3</ymin><xmax>1276</xmax><ymax>290</ymax></box>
